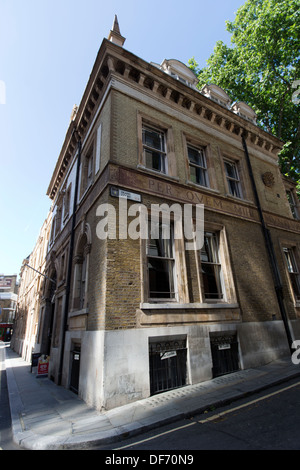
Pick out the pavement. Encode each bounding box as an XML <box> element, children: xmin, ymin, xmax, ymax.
<box><xmin>2</xmin><ymin>342</ymin><xmax>300</xmax><ymax>450</ymax></box>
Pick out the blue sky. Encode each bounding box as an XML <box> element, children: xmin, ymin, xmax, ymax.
<box><xmin>0</xmin><ymin>0</ymin><xmax>244</xmax><ymax>276</ymax></box>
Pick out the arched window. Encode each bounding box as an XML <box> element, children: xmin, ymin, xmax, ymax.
<box><xmin>72</xmin><ymin>231</ymin><xmax>91</xmax><ymax>311</ymax></box>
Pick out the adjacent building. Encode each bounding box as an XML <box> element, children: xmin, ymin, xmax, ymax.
<box><xmin>12</xmin><ymin>18</ymin><xmax>300</xmax><ymax>411</ymax></box>
<box><xmin>0</xmin><ymin>274</ymin><xmax>18</xmax><ymax>340</ymax></box>
<box><xmin>11</xmin><ymin>212</ymin><xmax>52</xmax><ymax>361</ymax></box>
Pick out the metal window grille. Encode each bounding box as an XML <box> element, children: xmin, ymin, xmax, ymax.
<box><xmin>210</xmin><ymin>333</ymin><xmax>239</xmax><ymax>377</ymax></box>
<box><xmin>149</xmin><ymin>339</ymin><xmax>187</xmax><ymax>395</ymax></box>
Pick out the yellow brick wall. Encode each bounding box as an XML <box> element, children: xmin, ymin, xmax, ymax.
<box><xmin>110</xmin><ymin>90</ymin><xmax>290</xmax><ymax>219</ymax></box>
<box><xmin>76</xmin><ymin>88</ymin><xmax>300</xmax><ymax>332</ymax></box>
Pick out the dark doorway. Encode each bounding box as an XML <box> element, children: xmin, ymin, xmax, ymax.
<box><xmin>210</xmin><ymin>332</ymin><xmax>239</xmax><ymax>378</ymax></box>
<box><xmin>70</xmin><ymin>346</ymin><xmax>81</xmax><ymax>394</ymax></box>
<box><xmin>149</xmin><ymin>338</ymin><xmax>187</xmax><ymax>395</ymax></box>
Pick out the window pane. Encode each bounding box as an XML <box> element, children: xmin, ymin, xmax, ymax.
<box><xmin>143</xmin><ymin>126</ymin><xmax>166</xmax><ymax>173</ymax></box>
<box><xmin>201</xmin><ymin>264</ymin><xmax>223</xmax><ymax>300</ymax></box>
<box><xmin>143</xmin><ymin>128</ymin><xmax>164</xmax><ymax>151</ymax></box>
<box><xmin>200</xmin><ymin>233</ymin><xmax>219</xmax><ymax>263</ymax></box>
<box><xmin>290</xmin><ymin>274</ymin><xmax>300</xmax><ymax>299</ymax></box>
<box><xmin>148</xmin><ymin>223</ymin><xmax>173</xmax><ymax>257</ymax></box>
<box><xmin>188</xmin><ymin>146</ymin><xmax>208</xmax><ymax>187</ymax></box>
<box><xmin>145</xmin><ymin>149</ymin><xmax>165</xmax><ymax>172</ymax></box>
<box><xmin>200</xmin><ymin>233</ymin><xmax>223</xmax><ymax>300</ymax></box>
<box><xmin>228</xmin><ymin>179</ymin><xmax>240</xmax><ymax>197</ymax></box>
<box><xmin>190</xmin><ymin>165</ymin><xmax>207</xmax><ymax>186</ymax></box>
<box><xmin>286</xmin><ymin>191</ymin><xmax>298</xmax><ymax>219</ymax></box>
<box><xmin>188</xmin><ymin>146</ymin><xmax>206</xmax><ymax>166</ymax></box>
<box><xmin>225</xmin><ymin>161</ymin><xmax>237</xmax><ymax>179</ymax></box>
<box><xmin>284</xmin><ymin>248</ymin><xmax>294</xmax><ymax>272</ymax></box>
<box><xmin>147</xmin><ymin>222</ymin><xmax>175</xmax><ymax>299</ymax></box>
<box><xmin>283</xmin><ymin>247</ymin><xmax>300</xmax><ymax>300</ymax></box>
<box><xmin>148</xmin><ymin>236</ymin><xmax>172</xmax><ymax>258</ymax></box>
<box><xmin>224</xmin><ymin>161</ymin><xmax>242</xmax><ymax>198</ymax></box>
<box><xmin>148</xmin><ymin>258</ymin><xmax>175</xmax><ymax>298</ymax></box>
<box><xmin>188</xmin><ymin>146</ymin><xmax>200</xmax><ymax>165</ymax></box>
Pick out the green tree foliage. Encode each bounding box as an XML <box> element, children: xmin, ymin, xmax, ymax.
<box><xmin>189</xmin><ymin>0</ymin><xmax>300</xmax><ymax>190</ymax></box>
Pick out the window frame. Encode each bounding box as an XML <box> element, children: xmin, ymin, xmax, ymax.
<box><xmin>80</xmin><ymin>143</ymin><xmax>94</xmax><ymax>199</ymax></box>
<box><xmin>199</xmin><ymin>231</ymin><xmax>224</xmax><ymax>301</ymax></box>
<box><xmin>286</xmin><ymin>189</ymin><xmax>299</xmax><ymax>220</ymax></box>
<box><xmin>224</xmin><ymin>159</ymin><xmax>243</xmax><ymax>199</ymax></box>
<box><xmin>71</xmin><ymin>232</ymin><xmax>91</xmax><ymax>313</ymax></box>
<box><xmin>146</xmin><ymin>220</ymin><xmax>176</xmax><ymax>301</ymax></box>
<box><xmin>196</xmin><ymin>225</ymin><xmax>237</xmax><ymax>305</ymax></box>
<box><xmin>63</xmin><ymin>183</ymin><xmax>72</xmax><ymax>222</ymax></box>
<box><xmin>137</xmin><ymin>114</ymin><xmax>177</xmax><ymax>178</ymax></box>
<box><xmin>142</xmin><ymin>125</ymin><xmax>167</xmax><ymax>175</ymax></box>
<box><xmin>183</xmin><ymin>134</ymin><xmax>217</xmax><ymax>192</ymax></box>
<box><xmin>282</xmin><ymin>245</ymin><xmax>300</xmax><ymax>305</ymax></box>
<box><xmin>141</xmin><ymin>210</ymin><xmax>189</xmax><ymax>305</ymax></box>
<box><xmin>79</xmin><ymin>253</ymin><xmax>87</xmax><ymax>310</ymax></box>
<box><xmin>187</xmin><ymin>144</ymin><xmax>209</xmax><ymax>188</ymax></box>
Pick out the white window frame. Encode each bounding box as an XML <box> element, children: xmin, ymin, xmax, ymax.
<box><xmin>95</xmin><ymin>123</ymin><xmax>102</xmax><ymax>175</ymax></box>
<box><xmin>286</xmin><ymin>189</ymin><xmax>299</xmax><ymax>219</ymax></box>
<box><xmin>196</xmin><ymin>225</ymin><xmax>237</xmax><ymax>305</ymax></box>
<box><xmin>80</xmin><ymin>144</ymin><xmax>94</xmax><ymax>199</ymax></box>
<box><xmin>199</xmin><ymin>231</ymin><xmax>224</xmax><ymax>301</ymax></box>
<box><xmin>141</xmin><ymin>210</ymin><xmax>189</xmax><ymax>305</ymax></box>
<box><xmin>283</xmin><ymin>246</ymin><xmax>300</xmax><ymax>304</ymax></box>
<box><xmin>146</xmin><ymin>219</ymin><xmax>176</xmax><ymax>301</ymax></box>
<box><xmin>224</xmin><ymin>159</ymin><xmax>242</xmax><ymax>198</ymax></box>
<box><xmin>142</xmin><ymin>125</ymin><xmax>167</xmax><ymax>174</ymax></box>
<box><xmin>187</xmin><ymin>144</ymin><xmax>209</xmax><ymax>188</ymax></box>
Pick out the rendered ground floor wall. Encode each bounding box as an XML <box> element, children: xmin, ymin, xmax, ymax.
<box><xmin>61</xmin><ymin>319</ymin><xmax>298</xmax><ymax>411</ymax></box>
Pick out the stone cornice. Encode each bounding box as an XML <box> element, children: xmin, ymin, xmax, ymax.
<box><xmin>47</xmin><ymin>39</ymin><xmax>284</xmax><ymax>200</ymax></box>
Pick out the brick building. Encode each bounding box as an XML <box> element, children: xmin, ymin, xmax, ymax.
<box><xmin>19</xmin><ymin>18</ymin><xmax>300</xmax><ymax>410</ymax></box>
<box><xmin>0</xmin><ymin>274</ymin><xmax>18</xmax><ymax>340</ymax></box>
<box><xmin>11</xmin><ymin>211</ymin><xmax>52</xmax><ymax>361</ymax></box>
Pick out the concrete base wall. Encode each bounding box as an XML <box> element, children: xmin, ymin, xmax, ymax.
<box><xmin>237</xmin><ymin>321</ymin><xmax>290</xmax><ymax>368</ymax></box>
<box><xmin>61</xmin><ymin>320</ymin><xmax>300</xmax><ymax>411</ymax></box>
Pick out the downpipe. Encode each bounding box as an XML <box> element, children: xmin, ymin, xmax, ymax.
<box><xmin>241</xmin><ymin>133</ymin><xmax>295</xmax><ymax>355</ymax></box>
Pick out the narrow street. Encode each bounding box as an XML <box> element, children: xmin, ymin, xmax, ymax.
<box><xmin>0</xmin><ymin>344</ymin><xmax>22</xmax><ymax>450</ymax></box>
<box><xmin>1</xmin><ymin>339</ymin><xmax>300</xmax><ymax>453</ymax></box>
<box><xmin>100</xmin><ymin>378</ymin><xmax>300</xmax><ymax>451</ymax></box>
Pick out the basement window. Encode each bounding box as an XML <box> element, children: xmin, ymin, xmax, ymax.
<box><xmin>149</xmin><ymin>337</ymin><xmax>187</xmax><ymax>395</ymax></box>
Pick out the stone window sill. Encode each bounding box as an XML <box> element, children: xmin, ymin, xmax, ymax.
<box><xmin>69</xmin><ymin>308</ymin><xmax>88</xmax><ymax>317</ymax></box>
<box><xmin>140</xmin><ymin>302</ymin><xmax>239</xmax><ymax>310</ymax></box>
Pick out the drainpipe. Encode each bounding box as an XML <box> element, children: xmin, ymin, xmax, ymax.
<box><xmin>57</xmin><ymin>129</ymin><xmax>82</xmax><ymax>385</ymax></box>
<box><xmin>241</xmin><ymin>133</ymin><xmax>294</xmax><ymax>355</ymax></box>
